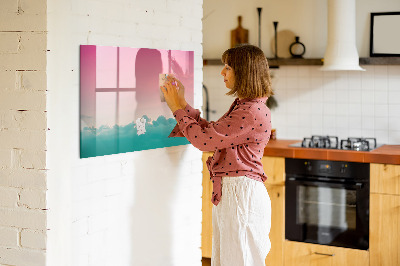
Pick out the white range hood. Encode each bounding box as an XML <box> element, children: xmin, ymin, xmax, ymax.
<box><xmin>320</xmin><ymin>0</ymin><xmax>365</xmax><ymax>71</ymax></box>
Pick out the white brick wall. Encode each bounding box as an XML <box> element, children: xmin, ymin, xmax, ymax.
<box><xmin>21</xmin><ymin>229</ymin><xmax>47</xmax><ymax>250</ymax></box>
<box><xmin>47</xmin><ymin>1</ymin><xmax>203</xmax><ymax>266</ymax></box>
<box><xmin>3</xmin><ymin>0</ymin><xmax>203</xmax><ymax>264</ymax></box>
<box><xmin>0</xmin><ymin>227</ymin><xmax>19</xmax><ymax>247</ymax></box>
<box><xmin>0</xmin><ymin>0</ymin><xmax>48</xmax><ymax>265</ymax></box>
<box><xmin>0</xmin><ymin>247</ymin><xmax>46</xmax><ymax>266</ymax></box>
<box><xmin>0</xmin><ymin>187</ymin><xmax>19</xmax><ymax>208</ymax></box>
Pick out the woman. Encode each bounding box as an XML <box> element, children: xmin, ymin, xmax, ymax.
<box><xmin>162</xmin><ymin>44</ymin><xmax>273</xmax><ymax>266</ymax></box>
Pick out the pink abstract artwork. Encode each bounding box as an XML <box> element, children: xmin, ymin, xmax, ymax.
<box><xmin>80</xmin><ymin>45</ymin><xmax>194</xmax><ymax>158</ymax></box>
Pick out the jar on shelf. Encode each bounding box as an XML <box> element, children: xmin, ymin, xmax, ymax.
<box><xmin>289</xmin><ymin>36</ymin><xmax>306</xmax><ymax>58</ymax></box>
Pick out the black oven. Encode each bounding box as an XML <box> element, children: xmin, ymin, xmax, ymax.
<box><xmin>285</xmin><ymin>158</ymin><xmax>369</xmax><ymax>250</ymax></box>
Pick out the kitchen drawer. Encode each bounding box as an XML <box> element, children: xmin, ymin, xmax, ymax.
<box><xmin>370</xmin><ymin>163</ymin><xmax>400</xmax><ymax>195</ymax></box>
<box><xmin>261</xmin><ymin>156</ymin><xmax>285</xmax><ymax>185</ymax></box>
<box><xmin>370</xmin><ymin>193</ymin><xmax>400</xmax><ymax>266</ymax></box>
<box><xmin>284</xmin><ymin>241</ymin><xmax>369</xmax><ymax>266</ymax></box>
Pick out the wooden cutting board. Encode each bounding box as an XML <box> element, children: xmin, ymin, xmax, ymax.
<box><xmin>231</xmin><ymin>16</ymin><xmax>249</xmax><ymax>48</ymax></box>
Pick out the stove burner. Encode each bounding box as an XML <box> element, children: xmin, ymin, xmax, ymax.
<box><xmin>295</xmin><ymin>136</ymin><xmax>378</xmax><ymax>151</ymax></box>
<box><xmin>340</xmin><ymin>137</ymin><xmax>377</xmax><ymax>151</ymax></box>
<box><xmin>301</xmin><ymin>135</ymin><xmax>339</xmax><ymax>149</ymax></box>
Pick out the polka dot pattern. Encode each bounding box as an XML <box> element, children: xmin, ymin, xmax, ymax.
<box><xmin>169</xmin><ymin>97</ymin><xmax>272</xmax><ymax>206</ymax></box>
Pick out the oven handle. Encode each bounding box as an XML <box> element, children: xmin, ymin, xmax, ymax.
<box><xmin>286</xmin><ymin>177</ymin><xmax>364</xmax><ymax>189</ymax></box>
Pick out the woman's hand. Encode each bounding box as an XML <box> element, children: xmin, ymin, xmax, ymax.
<box><xmin>161</xmin><ymin>78</ymin><xmax>183</xmax><ymax>113</ymax></box>
<box><xmin>168</xmin><ymin>75</ymin><xmax>187</xmax><ymax>108</ymax></box>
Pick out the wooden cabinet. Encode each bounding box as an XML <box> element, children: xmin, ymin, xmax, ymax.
<box><xmin>370</xmin><ymin>163</ymin><xmax>400</xmax><ymax>266</ymax></box>
<box><xmin>201</xmin><ymin>152</ymin><xmax>213</xmax><ymax>258</ymax></box>
<box><xmin>261</xmin><ymin>156</ymin><xmax>285</xmax><ymax>186</ymax></box>
<box><xmin>370</xmin><ymin>163</ymin><xmax>400</xmax><ymax>195</ymax></box>
<box><xmin>264</xmin><ymin>184</ymin><xmax>284</xmax><ymax>266</ymax></box>
<box><xmin>370</xmin><ymin>193</ymin><xmax>400</xmax><ymax>266</ymax></box>
<box><xmin>284</xmin><ymin>241</ymin><xmax>369</xmax><ymax>266</ymax></box>
<box><xmin>262</xmin><ymin>156</ymin><xmax>285</xmax><ymax>266</ymax></box>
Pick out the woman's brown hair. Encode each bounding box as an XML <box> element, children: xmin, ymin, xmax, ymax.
<box><xmin>221</xmin><ymin>44</ymin><xmax>273</xmax><ymax>99</ymax></box>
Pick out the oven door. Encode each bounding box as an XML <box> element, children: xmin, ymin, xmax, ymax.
<box><xmin>285</xmin><ymin>177</ymin><xmax>369</xmax><ymax>250</ymax></box>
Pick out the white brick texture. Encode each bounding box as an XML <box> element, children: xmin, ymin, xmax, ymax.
<box><xmin>21</xmin><ymin>229</ymin><xmax>47</xmax><ymax>250</ymax></box>
<box><xmin>16</xmin><ymin>70</ymin><xmax>47</xmax><ymax>91</ymax></box>
<box><xmin>0</xmin><ymin>187</ymin><xmax>19</xmax><ymax>208</ymax></box>
<box><xmin>0</xmin><ymin>227</ymin><xmax>19</xmax><ymax>247</ymax></box>
<box><xmin>0</xmin><ymin>91</ymin><xmax>46</xmax><ymax>111</ymax></box>
<box><xmin>0</xmin><ymin>169</ymin><xmax>47</xmax><ymax>189</ymax></box>
<box><xmin>19</xmin><ymin>189</ymin><xmax>47</xmax><ymax>209</ymax></box>
<box><xmin>0</xmin><ymin>149</ymin><xmax>12</xmax><ymax>169</ymax></box>
<box><xmin>0</xmin><ymin>247</ymin><xmax>46</xmax><ymax>266</ymax></box>
<box><xmin>0</xmin><ymin>32</ymin><xmax>20</xmax><ymax>54</ymax></box>
<box><xmin>1</xmin><ymin>110</ymin><xmax>47</xmax><ymax>130</ymax></box>
<box><xmin>20</xmin><ymin>149</ymin><xmax>46</xmax><ymax>170</ymax></box>
<box><xmin>0</xmin><ymin>208</ymin><xmax>46</xmax><ymax>230</ymax></box>
<box><xmin>0</xmin><ymin>32</ymin><xmax>47</xmax><ymax>71</ymax></box>
<box><xmin>0</xmin><ymin>0</ymin><xmax>47</xmax><ymax>264</ymax></box>
<box><xmin>0</xmin><ymin>130</ymin><xmax>46</xmax><ymax>150</ymax></box>
<box><xmin>0</xmin><ymin>0</ymin><xmax>47</xmax><ymax>32</ymax></box>
<box><xmin>46</xmin><ymin>0</ymin><xmax>203</xmax><ymax>265</ymax></box>
<box><xmin>0</xmin><ymin>71</ymin><xmax>17</xmax><ymax>91</ymax></box>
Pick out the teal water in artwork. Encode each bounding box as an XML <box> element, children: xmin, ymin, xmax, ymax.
<box><xmin>80</xmin><ymin>115</ymin><xmax>189</xmax><ymax>158</ymax></box>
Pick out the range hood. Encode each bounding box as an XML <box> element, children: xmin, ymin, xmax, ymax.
<box><xmin>320</xmin><ymin>0</ymin><xmax>365</xmax><ymax>71</ymax></box>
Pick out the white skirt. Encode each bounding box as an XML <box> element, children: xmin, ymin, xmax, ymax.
<box><xmin>212</xmin><ymin>176</ymin><xmax>271</xmax><ymax>266</ymax></box>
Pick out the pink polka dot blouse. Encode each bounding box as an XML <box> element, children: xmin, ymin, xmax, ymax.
<box><xmin>169</xmin><ymin>97</ymin><xmax>272</xmax><ymax>206</ymax></box>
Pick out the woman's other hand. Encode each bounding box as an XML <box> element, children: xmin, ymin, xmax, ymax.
<box><xmin>161</xmin><ymin>79</ymin><xmax>183</xmax><ymax>113</ymax></box>
<box><xmin>168</xmin><ymin>75</ymin><xmax>187</xmax><ymax>108</ymax></box>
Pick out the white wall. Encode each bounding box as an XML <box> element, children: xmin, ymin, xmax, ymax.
<box><xmin>46</xmin><ymin>0</ymin><xmax>203</xmax><ymax>266</ymax></box>
<box><xmin>203</xmin><ymin>0</ymin><xmax>400</xmax><ymax>145</ymax></box>
<box><xmin>204</xmin><ymin>0</ymin><xmax>326</xmax><ymax>59</ymax></box>
<box><xmin>204</xmin><ymin>65</ymin><xmax>400</xmax><ymax>144</ymax></box>
<box><xmin>203</xmin><ymin>0</ymin><xmax>400</xmax><ymax>58</ymax></box>
<box><xmin>0</xmin><ymin>0</ymin><xmax>48</xmax><ymax>265</ymax></box>
<box><xmin>271</xmin><ymin>65</ymin><xmax>400</xmax><ymax>144</ymax></box>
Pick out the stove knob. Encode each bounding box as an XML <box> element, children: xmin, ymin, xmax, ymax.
<box><xmin>305</xmin><ymin>162</ymin><xmax>312</xmax><ymax>171</ymax></box>
<box><xmin>340</xmin><ymin>164</ymin><xmax>347</xmax><ymax>174</ymax></box>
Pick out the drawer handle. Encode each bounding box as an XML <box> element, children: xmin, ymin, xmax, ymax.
<box><xmin>314</xmin><ymin>252</ymin><xmax>335</xmax><ymax>257</ymax></box>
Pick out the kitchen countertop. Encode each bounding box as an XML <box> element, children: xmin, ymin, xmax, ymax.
<box><xmin>263</xmin><ymin>139</ymin><xmax>400</xmax><ymax>165</ymax></box>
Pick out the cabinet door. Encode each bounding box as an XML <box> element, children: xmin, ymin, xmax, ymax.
<box><xmin>264</xmin><ymin>185</ymin><xmax>284</xmax><ymax>266</ymax></box>
<box><xmin>202</xmin><ymin>152</ymin><xmax>213</xmax><ymax>258</ymax></box>
<box><xmin>261</xmin><ymin>156</ymin><xmax>285</xmax><ymax>185</ymax></box>
<box><xmin>370</xmin><ymin>163</ymin><xmax>400</xmax><ymax>195</ymax></box>
<box><xmin>284</xmin><ymin>241</ymin><xmax>369</xmax><ymax>266</ymax></box>
<box><xmin>370</xmin><ymin>193</ymin><xmax>400</xmax><ymax>266</ymax></box>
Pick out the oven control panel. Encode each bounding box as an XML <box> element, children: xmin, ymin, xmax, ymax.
<box><xmin>318</xmin><ymin>162</ymin><xmax>331</xmax><ymax>173</ymax></box>
<box><xmin>286</xmin><ymin>158</ymin><xmax>369</xmax><ymax>180</ymax></box>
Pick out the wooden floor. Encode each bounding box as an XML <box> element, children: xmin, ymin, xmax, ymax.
<box><xmin>202</xmin><ymin>257</ymin><xmax>211</xmax><ymax>266</ymax></box>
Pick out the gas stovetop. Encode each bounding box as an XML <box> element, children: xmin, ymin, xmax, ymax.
<box><xmin>289</xmin><ymin>135</ymin><xmax>382</xmax><ymax>151</ymax></box>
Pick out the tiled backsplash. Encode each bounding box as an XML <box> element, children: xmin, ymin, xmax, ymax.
<box><xmin>203</xmin><ymin>65</ymin><xmax>400</xmax><ymax>144</ymax></box>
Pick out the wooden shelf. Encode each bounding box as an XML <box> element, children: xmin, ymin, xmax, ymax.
<box><xmin>202</xmin><ymin>59</ymin><xmax>223</xmax><ymax>66</ymax></box>
<box><xmin>203</xmin><ymin>58</ymin><xmax>323</xmax><ymax>67</ymax></box>
<box><xmin>268</xmin><ymin>58</ymin><xmax>322</xmax><ymax>67</ymax></box>
<box><xmin>203</xmin><ymin>57</ymin><xmax>400</xmax><ymax>67</ymax></box>
<box><xmin>359</xmin><ymin>57</ymin><xmax>400</xmax><ymax>65</ymax></box>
